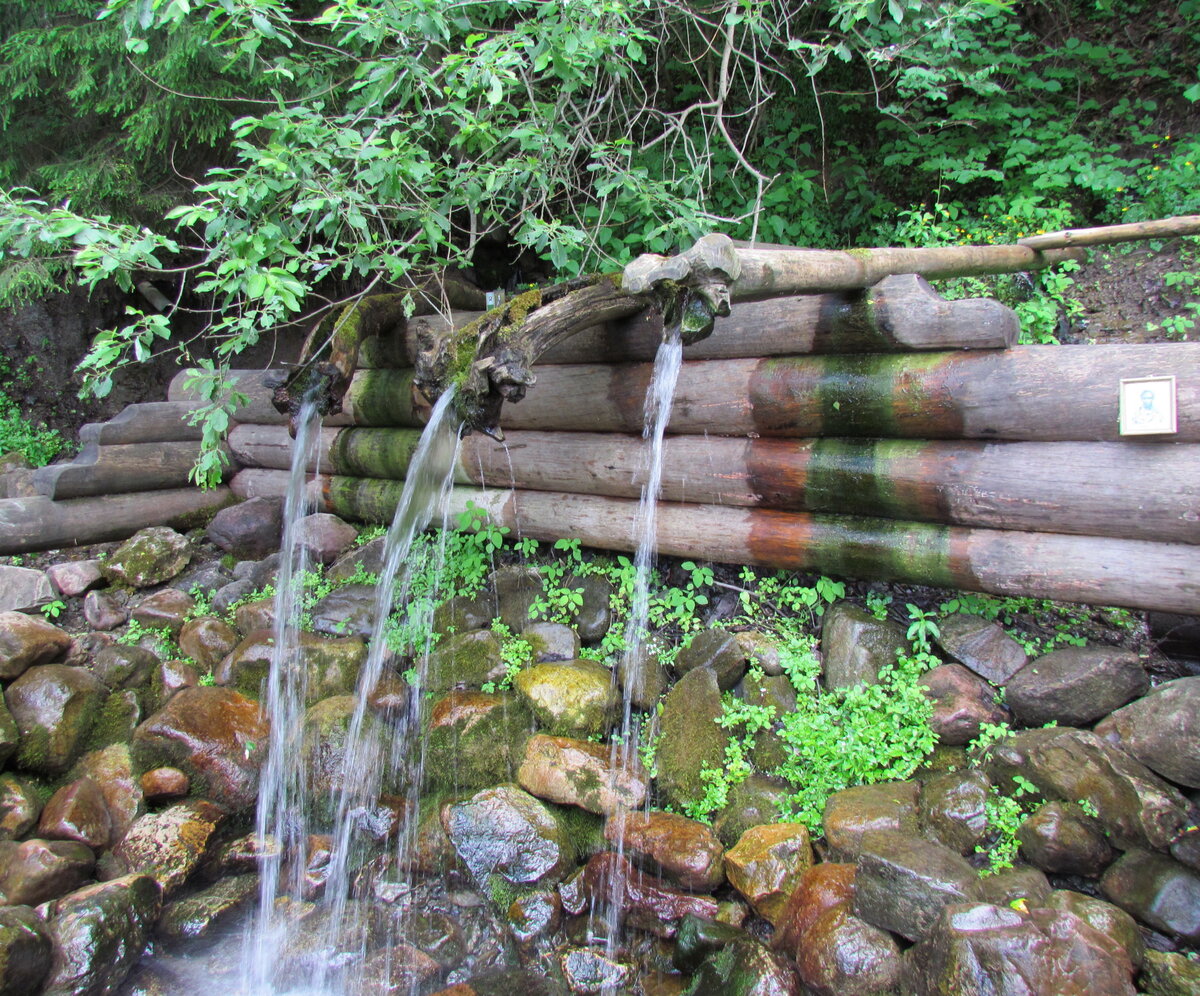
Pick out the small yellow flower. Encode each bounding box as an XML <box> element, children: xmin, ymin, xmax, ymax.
<box><xmin>1123</xmin><ymin>206</ymin><xmax>1130</xmax><ymax>211</ymax></box>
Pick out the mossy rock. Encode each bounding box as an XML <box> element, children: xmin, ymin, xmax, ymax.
<box><xmin>656</xmin><ymin>666</ymin><xmax>726</xmax><ymax>810</ymax></box>
<box><xmin>422</xmin><ymin>691</ymin><xmax>533</xmax><ymax>791</ymax></box>
<box><xmin>101</xmin><ymin>527</ymin><xmax>192</xmax><ymax>589</ymax></box>
<box><xmin>425</xmin><ymin>629</ymin><xmax>506</xmax><ymax>692</ymax></box>
<box><xmin>513</xmin><ymin>660</ymin><xmax>617</xmax><ymax>738</ymax></box>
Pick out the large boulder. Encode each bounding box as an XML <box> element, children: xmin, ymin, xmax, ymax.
<box><xmin>822</xmin><ymin>780</ymin><xmax>920</xmax><ymax>858</ymax></box>
<box><xmin>820</xmin><ymin>602</ymin><xmax>906</xmax><ymax>689</ymax></box>
<box><xmin>36</xmin><ymin>778</ymin><xmax>111</xmax><ymax>850</ymax></box>
<box><xmin>133</xmin><ymin>686</ymin><xmax>268</xmax><ymax>810</ymax></box>
<box><xmin>0</xmin><ymin>839</ymin><xmax>94</xmax><ymax>906</ymax></box>
<box><xmin>215</xmin><ymin>629</ymin><xmax>365</xmax><ymax>703</ymax></box>
<box><xmin>1101</xmin><ymin>849</ymin><xmax>1200</xmax><ymax>944</ymax></box>
<box><xmin>725</xmin><ymin>823</ymin><xmax>813</xmax><ymax>925</ymax></box>
<box><xmin>111</xmin><ymin>801</ymin><xmax>226</xmax><ymax>897</ymax></box>
<box><xmin>101</xmin><ymin>527</ymin><xmax>192</xmax><ymax>588</ymax></box>
<box><xmin>424</xmin><ymin>691</ymin><xmax>533</xmax><ymax>791</ymax></box>
<box><xmin>1003</xmin><ymin>646</ymin><xmax>1148</xmax><ymax>728</ymax></box>
<box><xmin>792</xmin><ymin>903</ymin><xmax>903</xmax><ymax>996</ymax></box>
<box><xmin>0</xmin><ymin>611</ymin><xmax>71</xmax><ymax>680</ymax></box>
<box><xmin>70</xmin><ymin>743</ymin><xmax>144</xmax><ymax>846</ymax></box>
<box><xmin>4</xmin><ymin>664</ymin><xmax>108</xmax><ymax>775</ymax></box>
<box><xmin>1017</xmin><ymin>801</ymin><xmax>1113</xmax><ymax>877</ymax></box>
<box><xmin>0</xmin><ymin>905</ymin><xmax>52</xmax><ymax>996</ymax></box>
<box><xmin>1095</xmin><ymin>677</ymin><xmax>1200</xmax><ymax>788</ymax></box>
<box><xmin>604</xmin><ymin>811</ymin><xmax>724</xmax><ymax>891</ymax></box>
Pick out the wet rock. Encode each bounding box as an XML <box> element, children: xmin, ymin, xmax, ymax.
<box><xmin>1043</xmin><ymin>890</ymin><xmax>1144</xmax><ymax>969</ymax></box>
<box><xmin>919</xmin><ymin>769</ymin><xmax>989</xmax><ymax>854</ymax></box>
<box><xmin>985</xmin><ymin>727</ymin><xmax>1194</xmax><ymax>851</ymax></box>
<box><xmin>102</xmin><ymin>527</ymin><xmax>192</xmax><ymax>588</ymax></box>
<box><xmin>0</xmin><ymin>566</ymin><xmax>53</xmax><ymax>613</ymax></box>
<box><xmin>604</xmin><ymin>811</ymin><xmax>723</xmax><ymax>891</ymax></box>
<box><xmin>433</xmin><ymin>591</ymin><xmax>499</xmax><ymax>637</ymax></box>
<box><xmin>792</xmin><ymin>903</ymin><xmax>902</xmax><ymax>996</ymax></box>
<box><xmin>935</xmin><ymin>613</ymin><xmax>1028</xmax><ymax>683</ymax></box>
<box><xmin>232</xmin><ymin>597</ymin><xmax>275</xmax><ymax>635</ymax></box>
<box><xmin>508</xmin><ymin>889</ymin><xmax>561</xmax><ymax>944</ymax></box>
<box><xmin>684</xmin><ymin>932</ymin><xmax>801</xmax><ymax>996</ymax></box>
<box><xmin>920</xmin><ymin>663</ymin><xmax>1009</xmax><ymax>746</ymax></box>
<box><xmin>177</xmin><ymin>617</ymin><xmax>239</xmax><ymax>672</ymax></box>
<box><xmin>0</xmin><ymin>610</ymin><xmax>71</xmax><ymax>679</ymax></box>
<box><xmin>568</xmin><ymin>574</ymin><xmax>613</xmax><ymax>643</ymax></box>
<box><xmin>133</xmin><ymin>686</ymin><xmax>268</xmax><ymax>810</ymax></box>
<box><xmin>522</xmin><ymin>622</ymin><xmax>579</xmax><ymax>662</ymax></box>
<box><xmin>301</xmin><ymin>696</ymin><xmax>396</xmax><ymax>812</ymax></box>
<box><xmin>111</xmin><ymin>800</ymin><xmax>226</xmax><ymax>897</ymax></box>
<box><xmin>575</xmin><ymin>853</ymin><xmax>719</xmax><ymax>936</ymax></box>
<box><xmin>1004</xmin><ymin>646</ymin><xmax>1148</xmax><ymax>727</ymax></box>
<box><xmin>0</xmin><ymin>697</ymin><xmax>14</xmax><ymax>768</ymax></box>
<box><xmin>140</xmin><ymin>767</ymin><xmax>190</xmax><ymax>802</ymax></box>
<box><xmin>513</xmin><ymin>660</ymin><xmax>617</xmax><ymax>738</ymax></box>
<box><xmin>130</xmin><ymin>588</ymin><xmax>196</xmax><ymax>637</ymax></box>
<box><xmin>0</xmin><ymin>839</ymin><xmax>94</xmax><ymax>906</ymax></box>
<box><xmin>1171</xmin><ymin>826</ymin><xmax>1200</xmax><ymax>872</ymax></box>
<box><xmin>771</xmin><ymin>862</ymin><xmax>857</xmax><ymax>956</ymax></box>
<box><xmin>294</xmin><ymin>512</ymin><xmax>357</xmax><ymax>564</ymax></box>
<box><xmin>724</xmin><ymin>823</ymin><xmax>812</xmax><ymax>925</ymax></box>
<box><xmin>69</xmin><ymin>743</ymin><xmax>143</xmax><ymax>847</ymax></box>
<box><xmin>1139</xmin><ymin>949</ymin><xmax>1200</xmax><ymax>996</ymax></box>
<box><xmin>426</xmin><ymin>629</ymin><xmax>506</xmax><ymax>692</ymax></box>
<box><xmin>215</xmin><ymin>629</ymin><xmax>365</xmax><ymax>703</ymax></box>
<box><xmin>45</xmin><ymin>560</ymin><xmax>103</xmax><ymax>599</ymax></box>
<box><xmin>173</xmin><ymin>563</ymin><xmax>231</xmax><ymax>599</ymax></box>
<box><xmin>904</xmin><ymin>902</ymin><xmax>1136</xmax><ymax>996</ymax></box>
<box><xmin>205</xmin><ymin>497</ymin><xmax>283</xmax><ymax>559</ymax></box>
<box><xmin>151</xmin><ymin>660</ymin><xmax>199</xmax><ymax>709</ymax></box>
<box><xmin>444</xmin><ymin>785</ymin><xmax>575</xmax><ymax>887</ymax></box>
<box><xmin>430</xmin><ymin>968</ymin><xmax>560</xmax><ymax>996</ymax></box>
<box><xmin>1095</xmin><ymin>677</ymin><xmax>1200</xmax><ymax>788</ymax></box>
<box><xmin>656</xmin><ymin>666</ymin><xmax>725</xmax><ymax>810</ymax></box>
<box><xmin>0</xmin><ymin>774</ymin><xmax>41</xmax><ymax>840</ymax></box>
<box><xmin>0</xmin><ymin>904</ymin><xmax>52</xmax><ymax>996</ymax></box>
<box><xmin>1018</xmin><ymin>800</ymin><xmax>1114</xmax><ymax>876</ymax></box>
<box><xmin>424</xmin><ymin>691</ymin><xmax>533</xmax><ymax>791</ymax></box>
<box><xmin>734</xmin><ymin>630</ymin><xmax>786</xmax><ymax>677</ymax></box>
<box><xmin>1101</xmin><ymin>849</ymin><xmax>1200</xmax><ymax>943</ymax></box>
<box><xmin>822</xmin><ymin>780</ymin><xmax>920</xmax><ymax>858</ymax></box>
<box><xmin>41</xmin><ymin>873</ymin><xmax>162</xmax><ymax>996</ymax></box>
<box><xmin>365</xmin><ymin>673</ymin><xmax>410</xmax><ymax>720</ymax></box>
<box><xmin>310</xmin><ymin>583</ymin><xmax>376</xmax><ymax>639</ymax></box>
<box><xmin>82</xmin><ymin>590</ymin><xmax>128</xmax><ymax>631</ymax></box>
<box><xmin>354</xmin><ymin>944</ymin><xmax>446</xmax><ymax>994</ymax></box>
<box><xmin>326</xmin><ymin>535</ymin><xmax>385</xmax><ymax>582</ymax></box>
<box><xmin>91</xmin><ymin>645</ymin><xmax>157</xmax><ymax>691</ymax></box>
<box><xmin>976</xmin><ymin>865</ymin><xmax>1051</xmax><ymax>907</ymax></box>
<box><xmin>248</xmin><ymin>553</ymin><xmax>281</xmax><ymax>589</ymax></box>
<box><xmin>675</xmin><ymin>629</ymin><xmax>746</xmax><ymax>690</ymax></box>
<box><xmin>5</xmin><ymin>663</ymin><xmax>107</xmax><ymax>775</ymax></box>
<box><xmin>490</xmin><ymin>566</ymin><xmax>542</xmax><ymax>631</ymax></box>
<box><xmin>820</xmin><ymin>602</ymin><xmax>906</xmax><ymax>689</ymax></box>
<box><xmin>518</xmin><ymin>734</ymin><xmax>647</xmax><ymax>815</ymax></box>
<box><xmin>37</xmin><ymin>778</ymin><xmax>111</xmax><ymax>850</ymax></box>
<box><xmin>157</xmin><ymin>874</ymin><xmax>257</xmax><ymax>945</ymax></box>
<box><xmin>852</xmin><ymin>830</ymin><xmax>983</xmax><ymax>941</ymax></box>
<box><xmin>210</xmin><ymin>578</ymin><xmax>256</xmax><ymax>618</ymax></box>
<box><xmin>615</xmin><ymin>643</ymin><xmax>667</xmax><ymax>710</ymax></box>
<box><xmin>561</xmin><ymin>947</ymin><xmax>629</xmax><ymax>994</ymax></box>
<box><xmin>713</xmin><ymin>774</ymin><xmax>790</xmax><ymax>848</ymax></box>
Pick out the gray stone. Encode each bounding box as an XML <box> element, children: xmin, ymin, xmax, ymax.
<box><xmin>852</xmin><ymin>830</ymin><xmax>983</xmax><ymax>941</ymax></box>
<box><xmin>205</xmin><ymin>496</ymin><xmax>283</xmax><ymax>559</ymax></box>
<box><xmin>490</xmin><ymin>566</ymin><xmax>542</xmax><ymax>631</ymax></box>
<box><xmin>935</xmin><ymin>613</ymin><xmax>1028</xmax><ymax>683</ymax></box>
<box><xmin>615</xmin><ymin>641</ymin><xmax>666</xmax><ymax>710</ymax></box>
<box><xmin>211</xmin><ymin>578</ymin><xmax>257</xmax><ymax>617</ymax></box>
<box><xmin>45</xmin><ymin>560</ymin><xmax>104</xmax><ymax>598</ymax></box>
<box><xmin>326</xmin><ymin>535</ymin><xmax>385</xmax><ymax>582</ymax></box>
<box><xmin>1101</xmin><ymin>849</ymin><xmax>1200</xmax><ymax>943</ymax></box>
<box><xmin>310</xmin><ymin>583</ymin><xmax>376</xmax><ymax>639</ymax></box>
<box><xmin>1004</xmin><ymin>645</ymin><xmax>1148</xmax><ymax>728</ymax></box>
<box><xmin>521</xmin><ymin>621</ymin><xmax>579</xmax><ymax>662</ymax></box>
<box><xmin>91</xmin><ymin>645</ymin><xmax>158</xmax><ymax>690</ymax></box>
<box><xmin>82</xmin><ymin>590</ymin><xmax>128</xmax><ymax>631</ymax></box>
<box><xmin>0</xmin><ymin>611</ymin><xmax>71</xmax><ymax>679</ymax></box>
<box><xmin>714</xmin><ymin>775</ymin><xmax>791</xmax><ymax>848</ymax></box>
<box><xmin>820</xmin><ymin>602</ymin><xmax>906</xmax><ymax>689</ymax></box>
<box><xmin>0</xmin><ymin>567</ymin><xmax>53</xmax><ymax>613</ymax></box>
<box><xmin>101</xmin><ymin>527</ymin><xmax>192</xmax><ymax>588</ymax></box>
<box><xmin>172</xmin><ymin>563</ymin><xmax>231</xmax><ymax>598</ymax></box>
<box><xmin>1095</xmin><ymin>677</ymin><xmax>1200</xmax><ymax>788</ymax></box>
<box><xmin>295</xmin><ymin>512</ymin><xmax>358</xmax><ymax>564</ymax></box>
<box><xmin>675</xmin><ymin>629</ymin><xmax>746</xmax><ymax>690</ymax></box>
<box><xmin>568</xmin><ymin>574</ymin><xmax>613</xmax><ymax>642</ymax></box>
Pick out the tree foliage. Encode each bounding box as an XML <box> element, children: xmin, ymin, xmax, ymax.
<box><xmin>0</xmin><ymin>0</ymin><xmax>1197</xmax><ymax>482</ymax></box>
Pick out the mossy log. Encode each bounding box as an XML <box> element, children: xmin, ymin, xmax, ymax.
<box><xmin>225</xmin><ymin>472</ymin><xmax>1200</xmax><ymax>615</ymax></box>
<box><xmin>0</xmin><ymin>488</ymin><xmax>235</xmax><ymax>555</ymax></box>
<box><xmin>228</xmin><ymin>428</ymin><xmax>1199</xmax><ymax>545</ymax></box>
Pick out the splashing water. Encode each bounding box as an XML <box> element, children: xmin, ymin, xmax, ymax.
<box><xmin>243</xmin><ymin>388</ymin><xmax>463</xmax><ymax>996</ymax></box>
<box><xmin>604</xmin><ymin>331</ymin><xmax>684</xmax><ymax>961</ymax></box>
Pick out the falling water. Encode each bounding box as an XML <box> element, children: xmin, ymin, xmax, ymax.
<box><xmin>604</xmin><ymin>330</ymin><xmax>684</xmax><ymax>960</ymax></box>
<box><xmin>243</xmin><ymin>394</ymin><xmax>325</xmax><ymax>994</ymax></box>
<box><xmin>242</xmin><ymin>388</ymin><xmax>463</xmax><ymax>996</ymax></box>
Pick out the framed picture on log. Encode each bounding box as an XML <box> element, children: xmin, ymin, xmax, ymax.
<box><xmin>1119</xmin><ymin>376</ymin><xmax>1177</xmax><ymax>435</ymax></box>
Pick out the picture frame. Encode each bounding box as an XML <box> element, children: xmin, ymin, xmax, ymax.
<box><xmin>1118</xmin><ymin>376</ymin><xmax>1177</xmax><ymax>436</ymax></box>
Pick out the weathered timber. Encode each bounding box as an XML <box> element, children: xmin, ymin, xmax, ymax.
<box><xmin>32</xmin><ymin>440</ymin><xmax>228</xmax><ymax>500</ymax></box>
<box><xmin>0</xmin><ymin>488</ymin><xmax>235</xmax><ymax>555</ymax></box>
<box><xmin>1018</xmin><ymin>214</ymin><xmax>1200</xmax><ymax>251</ymax></box>
<box><xmin>230</xmin><ymin>427</ymin><xmax>1199</xmax><ymax>545</ymax></box>
<box><xmin>78</xmin><ymin>402</ymin><xmax>204</xmax><ymax>445</ymax></box>
<box><xmin>226</xmin><ymin>472</ymin><xmax>1200</xmax><ymax>614</ymax></box>
<box><xmin>355</xmin><ymin>274</ymin><xmax>1018</xmax><ymax>368</ymax></box>
<box><xmin>202</xmin><ymin>344</ymin><xmax>1200</xmax><ymax>441</ymax></box>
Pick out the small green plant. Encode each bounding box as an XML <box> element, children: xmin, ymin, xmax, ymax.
<box><xmin>40</xmin><ymin>599</ymin><xmax>65</xmax><ymax>620</ymax></box>
<box><xmin>199</xmin><ymin>672</ymin><xmax>216</xmax><ymax>686</ymax></box>
<box><xmin>865</xmin><ymin>590</ymin><xmax>892</xmax><ymax>621</ymax></box>
<box><xmin>905</xmin><ymin>603</ymin><xmax>941</xmax><ymax>653</ymax></box>
<box><xmin>977</xmin><ymin>774</ymin><xmax>1039</xmax><ymax>875</ymax></box>
<box><xmin>490</xmin><ymin>619</ymin><xmax>535</xmax><ymax>689</ymax></box>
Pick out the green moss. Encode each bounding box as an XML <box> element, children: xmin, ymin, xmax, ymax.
<box><xmin>85</xmin><ymin>693</ymin><xmax>137</xmax><ymax>752</ymax></box>
<box><xmin>552</xmin><ymin>803</ymin><xmax>606</xmax><ymax>859</ymax></box>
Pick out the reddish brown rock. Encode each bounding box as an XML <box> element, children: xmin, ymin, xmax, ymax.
<box><xmin>154</xmin><ymin>659</ymin><xmax>199</xmax><ymax>704</ymax></box>
<box><xmin>131</xmin><ymin>589</ymin><xmax>196</xmax><ymax>637</ymax></box>
<box><xmin>232</xmin><ymin>599</ymin><xmax>276</xmax><ymax>637</ymax></box>
<box><xmin>206</xmin><ymin>497</ymin><xmax>283</xmax><ymax>559</ymax></box>
<box><xmin>793</xmin><ymin>903</ymin><xmax>903</xmax><ymax>996</ymax></box>
<box><xmin>822</xmin><ymin>781</ymin><xmax>920</xmax><ymax>858</ymax></box>
<box><xmin>0</xmin><ymin>610</ymin><xmax>71</xmax><ymax>679</ymax></box>
<box><xmin>46</xmin><ymin>559</ymin><xmax>104</xmax><ymax>598</ymax></box>
<box><xmin>366</xmin><ymin>674</ymin><xmax>411</xmax><ymax>719</ymax></box>
<box><xmin>133</xmin><ymin>686</ymin><xmax>268</xmax><ymax>810</ymax></box>
<box><xmin>70</xmin><ymin>744</ymin><xmax>144</xmax><ymax>847</ymax></box>
<box><xmin>37</xmin><ymin>778</ymin><xmax>111</xmax><ymax>850</ymax></box>
<box><xmin>140</xmin><ymin>767</ymin><xmax>190</xmax><ymax>802</ymax></box>
<box><xmin>772</xmin><ymin>863</ymin><xmax>857</xmax><ymax>956</ymax></box>
<box><xmin>5</xmin><ymin>663</ymin><xmax>108</xmax><ymax>775</ymax></box>
<box><xmin>577</xmin><ymin>852</ymin><xmax>719</xmax><ymax>937</ymax></box>
<box><xmin>724</xmin><ymin>823</ymin><xmax>813</xmax><ymax>925</ymax></box>
<box><xmin>295</xmin><ymin>512</ymin><xmax>357</xmax><ymax>564</ymax></box>
<box><xmin>112</xmin><ymin>799</ymin><xmax>226</xmax><ymax>897</ymax></box>
<box><xmin>920</xmin><ymin>663</ymin><xmax>1009</xmax><ymax>746</ymax></box>
<box><xmin>0</xmin><ymin>839</ymin><xmax>94</xmax><ymax>905</ymax></box>
<box><xmin>518</xmin><ymin>734</ymin><xmax>648</xmax><ymax>816</ymax></box>
<box><xmin>177</xmin><ymin>617</ymin><xmax>240</xmax><ymax>672</ymax></box>
<box><xmin>603</xmin><ymin>810</ymin><xmax>724</xmax><ymax>891</ymax></box>
<box><xmin>1018</xmin><ymin>801</ymin><xmax>1114</xmax><ymax>876</ymax></box>
<box><xmin>83</xmin><ymin>590</ymin><xmax>128</xmax><ymax>631</ymax></box>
